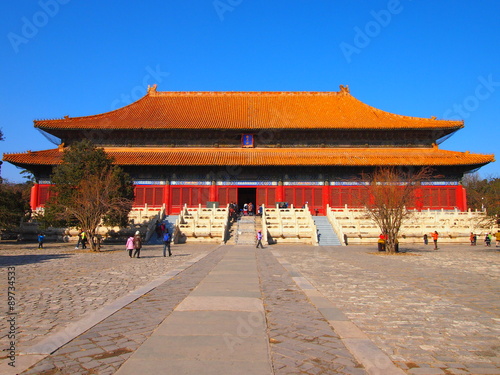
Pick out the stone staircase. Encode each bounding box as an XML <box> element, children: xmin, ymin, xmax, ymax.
<box><xmin>313</xmin><ymin>216</ymin><xmax>342</xmax><ymax>246</ymax></box>
<box><xmin>235</xmin><ymin>216</ymin><xmax>257</xmax><ymax>245</ymax></box>
<box><xmin>147</xmin><ymin>216</ymin><xmax>178</xmax><ymax>245</ymax></box>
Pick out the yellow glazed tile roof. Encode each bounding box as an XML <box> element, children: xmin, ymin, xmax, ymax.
<box><xmin>3</xmin><ymin>147</ymin><xmax>493</xmax><ymax>168</ymax></box>
<box><xmin>34</xmin><ymin>86</ymin><xmax>463</xmax><ymax>131</ymax></box>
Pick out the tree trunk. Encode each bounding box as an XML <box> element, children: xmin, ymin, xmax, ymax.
<box><xmin>86</xmin><ymin>228</ymin><xmax>100</xmax><ymax>251</ymax></box>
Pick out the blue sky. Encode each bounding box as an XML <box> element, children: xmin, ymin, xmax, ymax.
<box><xmin>1</xmin><ymin>0</ymin><xmax>499</xmax><ymax>182</ymax></box>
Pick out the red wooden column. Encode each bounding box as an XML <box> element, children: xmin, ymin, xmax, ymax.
<box><xmin>276</xmin><ymin>181</ymin><xmax>284</xmax><ymax>203</ymax></box>
<box><xmin>163</xmin><ymin>182</ymin><xmax>170</xmax><ymax>214</ymax></box>
<box><xmin>209</xmin><ymin>180</ymin><xmax>217</xmax><ymax>202</ymax></box>
<box><xmin>322</xmin><ymin>181</ymin><xmax>330</xmax><ymax>215</ymax></box>
<box><xmin>30</xmin><ymin>183</ymin><xmax>39</xmax><ymax>211</ymax></box>
<box><xmin>414</xmin><ymin>187</ymin><xmax>423</xmax><ymax>212</ymax></box>
<box><xmin>457</xmin><ymin>185</ymin><xmax>467</xmax><ymax>211</ymax></box>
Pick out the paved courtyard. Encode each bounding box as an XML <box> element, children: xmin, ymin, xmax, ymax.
<box><xmin>0</xmin><ymin>240</ymin><xmax>498</xmax><ymax>374</ymax></box>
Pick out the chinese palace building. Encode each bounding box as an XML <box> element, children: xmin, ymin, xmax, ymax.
<box><xmin>3</xmin><ymin>85</ymin><xmax>494</xmax><ymax>214</ymax></box>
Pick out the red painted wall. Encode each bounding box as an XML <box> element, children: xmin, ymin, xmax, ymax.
<box><xmin>31</xmin><ymin>183</ymin><xmax>468</xmax><ymax>213</ymax></box>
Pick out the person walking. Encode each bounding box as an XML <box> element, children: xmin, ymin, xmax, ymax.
<box><xmin>37</xmin><ymin>233</ymin><xmax>45</xmax><ymax>249</ymax></box>
<box><xmin>423</xmin><ymin>233</ymin><xmax>428</xmax><ymax>245</ymax></box>
<box><xmin>431</xmin><ymin>231</ymin><xmax>439</xmax><ymax>250</ymax></box>
<box><xmin>485</xmin><ymin>233</ymin><xmax>491</xmax><ymax>247</ymax></box>
<box><xmin>75</xmin><ymin>229</ymin><xmax>82</xmax><ymax>249</ymax></box>
<box><xmin>377</xmin><ymin>233</ymin><xmax>386</xmax><ymax>252</ymax></box>
<box><xmin>495</xmin><ymin>230</ymin><xmax>500</xmax><ymax>247</ymax></box>
<box><xmin>163</xmin><ymin>230</ymin><xmax>172</xmax><ymax>257</ymax></box>
<box><xmin>126</xmin><ymin>235</ymin><xmax>134</xmax><ymax>258</ymax></box>
<box><xmin>80</xmin><ymin>231</ymin><xmax>87</xmax><ymax>249</ymax></box>
<box><xmin>256</xmin><ymin>230</ymin><xmax>264</xmax><ymax>249</ymax></box>
<box><xmin>133</xmin><ymin>231</ymin><xmax>143</xmax><ymax>258</ymax></box>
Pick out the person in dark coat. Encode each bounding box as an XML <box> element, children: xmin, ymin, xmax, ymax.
<box><xmin>38</xmin><ymin>233</ymin><xmax>45</xmax><ymax>249</ymax></box>
<box><xmin>163</xmin><ymin>230</ymin><xmax>172</xmax><ymax>257</ymax></box>
<box><xmin>133</xmin><ymin>231</ymin><xmax>142</xmax><ymax>258</ymax></box>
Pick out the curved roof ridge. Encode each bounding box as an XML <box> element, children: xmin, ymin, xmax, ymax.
<box><xmin>34</xmin><ymin>91</ymin><xmax>151</xmax><ymax>124</ymax></box>
<box><xmin>344</xmin><ymin>93</ymin><xmax>464</xmax><ymax>126</ymax></box>
<box><xmin>151</xmin><ymin>90</ymin><xmax>345</xmax><ymax>96</ymax></box>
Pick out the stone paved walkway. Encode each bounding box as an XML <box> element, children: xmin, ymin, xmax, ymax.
<box><xmin>0</xmin><ymin>241</ymin><xmax>498</xmax><ymax>374</ymax></box>
<box><xmin>279</xmin><ymin>244</ymin><xmax>500</xmax><ymax>375</ymax></box>
<box><xmin>0</xmin><ymin>243</ymin><xmax>219</xmax><ymax>356</ymax></box>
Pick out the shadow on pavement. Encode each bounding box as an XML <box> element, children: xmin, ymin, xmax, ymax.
<box><xmin>0</xmin><ymin>253</ymin><xmax>73</xmax><ymax>267</ymax></box>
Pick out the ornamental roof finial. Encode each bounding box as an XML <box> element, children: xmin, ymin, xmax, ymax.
<box><xmin>147</xmin><ymin>84</ymin><xmax>158</xmax><ymax>94</ymax></box>
<box><xmin>339</xmin><ymin>85</ymin><xmax>350</xmax><ymax>94</ymax></box>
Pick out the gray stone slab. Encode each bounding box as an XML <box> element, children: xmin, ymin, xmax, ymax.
<box><xmin>292</xmin><ymin>276</ymin><xmax>316</xmax><ymax>289</ymax></box>
<box><xmin>329</xmin><ymin>320</ymin><xmax>369</xmax><ymax>339</ymax></box>
<box><xmin>115</xmin><ymin>358</ymin><xmax>272</xmax><ymax>375</ymax></box>
<box><xmin>154</xmin><ymin>310</ymin><xmax>266</xmax><ymax>337</ymax></box>
<box><xmin>318</xmin><ymin>307</ymin><xmax>349</xmax><ymax>321</ymax></box>
<box><xmin>175</xmin><ymin>296</ymin><xmax>264</xmax><ymax>312</ymax></box>
<box><xmin>201</xmin><ymin>276</ymin><xmax>259</xmax><ymax>284</ymax></box>
<box><xmin>307</xmin><ymin>294</ymin><xmax>336</xmax><ymax>308</ymax></box>
<box><xmin>343</xmin><ymin>338</ymin><xmax>406</xmax><ymax>375</ymax></box>
<box><xmin>121</xmin><ymin>334</ymin><xmax>270</xmax><ymax>362</ymax></box>
<box><xmin>189</xmin><ymin>289</ymin><xmax>261</xmax><ymax>298</ymax></box>
<box><xmin>193</xmin><ymin>281</ymin><xmax>261</xmax><ymax>293</ymax></box>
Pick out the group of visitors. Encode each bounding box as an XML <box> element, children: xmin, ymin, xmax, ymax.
<box><xmin>422</xmin><ymin>231</ymin><xmax>439</xmax><ymax>249</ymax></box>
<box><xmin>126</xmin><ymin>221</ymin><xmax>172</xmax><ymax>258</ymax></box>
<box><xmin>126</xmin><ymin>231</ymin><xmax>143</xmax><ymax>258</ymax></box>
<box><xmin>242</xmin><ymin>202</ymin><xmax>254</xmax><ymax>216</ymax></box>
<box><xmin>469</xmin><ymin>231</ymin><xmax>500</xmax><ymax>247</ymax></box>
<box><xmin>228</xmin><ymin>202</ymin><xmax>262</xmax><ymax>220</ymax></box>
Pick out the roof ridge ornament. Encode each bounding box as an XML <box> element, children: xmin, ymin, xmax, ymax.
<box><xmin>339</xmin><ymin>85</ymin><xmax>350</xmax><ymax>94</ymax></box>
<box><xmin>147</xmin><ymin>84</ymin><xmax>158</xmax><ymax>95</ymax></box>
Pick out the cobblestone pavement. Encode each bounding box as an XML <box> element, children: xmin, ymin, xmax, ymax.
<box><xmin>256</xmin><ymin>247</ymin><xmax>367</xmax><ymax>375</ymax></box>
<box><xmin>1</xmin><ymin>241</ymin><xmax>498</xmax><ymax>374</ymax></box>
<box><xmin>278</xmin><ymin>244</ymin><xmax>500</xmax><ymax>375</ymax></box>
<box><xmin>16</xmin><ymin>245</ymin><xmax>228</xmax><ymax>374</ymax></box>
<box><xmin>0</xmin><ymin>242</ymin><xmax>220</xmax><ymax>350</ymax></box>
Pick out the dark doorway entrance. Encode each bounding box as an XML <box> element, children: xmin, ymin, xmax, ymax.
<box><xmin>237</xmin><ymin>188</ymin><xmax>256</xmax><ymax>214</ymax></box>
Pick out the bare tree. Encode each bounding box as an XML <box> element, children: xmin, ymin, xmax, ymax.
<box><xmin>64</xmin><ymin>170</ymin><xmax>133</xmax><ymax>250</ymax></box>
<box><xmin>43</xmin><ymin>140</ymin><xmax>134</xmax><ymax>251</ymax></box>
<box><xmin>362</xmin><ymin>167</ymin><xmax>433</xmax><ymax>253</ymax></box>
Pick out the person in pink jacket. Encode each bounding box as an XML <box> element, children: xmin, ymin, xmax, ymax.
<box><xmin>126</xmin><ymin>235</ymin><xmax>134</xmax><ymax>258</ymax></box>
